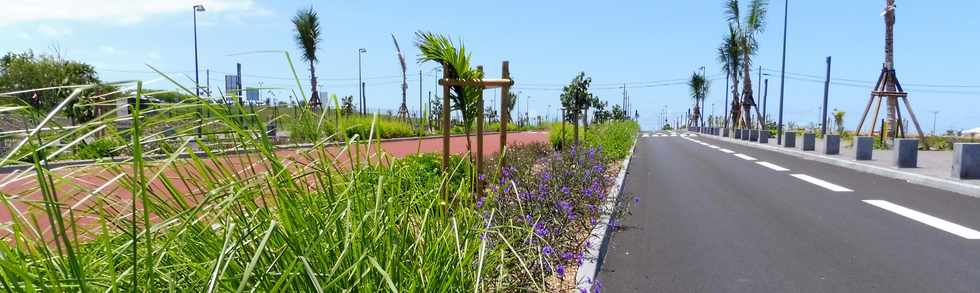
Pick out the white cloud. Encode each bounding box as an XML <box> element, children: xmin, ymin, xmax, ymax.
<box><xmin>98</xmin><ymin>45</ymin><xmax>120</xmax><ymax>55</ymax></box>
<box><xmin>0</xmin><ymin>0</ymin><xmax>266</xmax><ymax>26</ymax></box>
<box><xmin>147</xmin><ymin>50</ymin><xmax>162</xmax><ymax>60</ymax></box>
<box><xmin>37</xmin><ymin>24</ymin><xmax>73</xmax><ymax>37</ymax></box>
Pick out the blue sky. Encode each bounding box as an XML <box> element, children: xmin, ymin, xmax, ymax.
<box><xmin>3</xmin><ymin>0</ymin><xmax>979</xmax><ymax>131</ymax></box>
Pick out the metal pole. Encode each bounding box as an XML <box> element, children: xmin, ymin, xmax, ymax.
<box><xmin>193</xmin><ymin>6</ymin><xmax>202</xmax><ymax>138</ymax></box>
<box><xmin>931</xmin><ymin>110</ymin><xmax>938</xmax><ymax>135</ymax></box>
<box><xmin>723</xmin><ymin>73</ymin><xmax>730</xmax><ymax>131</ymax></box>
<box><xmin>358</xmin><ymin>49</ymin><xmax>365</xmax><ymax>115</ymax></box>
<box><xmin>419</xmin><ymin>69</ymin><xmax>423</xmax><ymax>126</ymax></box>
<box><xmin>763</xmin><ymin>78</ymin><xmax>769</xmax><ymax>127</ymax></box>
<box><xmin>821</xmin><ymin>56</ymin><xmax>832</xmax><ymax>135</ymax></box>
<box><xmin>777</xmin><ymin>0</ymin><xmax>789</xmax><ymax>145</ymax></box>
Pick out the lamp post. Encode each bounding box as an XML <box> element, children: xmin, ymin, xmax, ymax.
<box><xmin>357</xmin><ymin>48</ymin><xmax>366</xmax><ymax>114</ymax></box>
<box><xmin>193</xmin><ymin>4</ymin><xmax>205</xmax><ymax>138</ymax></box>
<box><xmin>700</xmin><ymin>65</ymin><xmax>706</xmax><ymax>128</ymax></box>
<box><xmin>777</xmin><ymin>0</ymin><xmax>789</xmax><ymax>145</ymax></box>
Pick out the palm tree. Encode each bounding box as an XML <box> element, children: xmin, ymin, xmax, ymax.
<box><xmin>392</xmin><ymin>34</ymin><xmax>410</xmax><ymax>120</ymax></box>
<box><xmin>718</xmin><ymin>24</ymin><xmax>742</xmax><ymax>129</ymax></box>
<box><xmin>292</xmin><ymin>8</ymin><xmax>322</xmax><ymax>110</ymax></box>
<box><xmin>883</xmin><ymin>0</ymin><xmax>898</xmax><ymax>138</ymax></box>
<box><xmin>725</xmin><ymin>0</ymin><xmax>768</xmax><ymax>128</ymax></box>
<box><xmin>415</xmin><ymin>31</ymin><xmax>482</xmax><ymax>152</ymax></box>
<box><xmin>688</xmin><ymin>71</ymin><xmax>710</xmax><ymax>128</ymax></box>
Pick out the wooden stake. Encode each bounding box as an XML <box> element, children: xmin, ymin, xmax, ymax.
<box><xmin>499</xmin><ymin>61</ymin><xmax>510</xmax><ymax>173</ymax></box>
<box><xmin>476</xmin><ymin>66</ymin><xmax>485</xmax><ymax>198</ymax></box>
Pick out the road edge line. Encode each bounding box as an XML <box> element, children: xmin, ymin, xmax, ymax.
<box><xmin>701</xmin><ymin>134</ymin><xmax>980</xmax><ymax>198</ymax></box>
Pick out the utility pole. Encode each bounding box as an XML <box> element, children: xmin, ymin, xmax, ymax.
<box><xmin>358</xmin><ymin>48</ymin><xmax>367</xmax><ymax>115</ymax></box>
<box><xmin>777</xmin><ymin>0</ymin><xmax>790</xmax><ymax>145</ymax></box>
<box><xmin>419</xmin><ymin>69</ymin><xmax>423</xmax><ymax>126</ymax></box>
<box><xmin>821</xmin><ymin>56</ymin><xmax>832</xmax><ymax>135</ymax></box>
<box><xmin>762</xmin><ymin>79</ymin><xmax>769</xmax><ymax>126</ymax></box>
<box><xmin>931</xmin><ymin>110</ymin><xmax>939</xmax><ymax>135</ymax></box>
<box><xmin>723</xmin><ymin>72</ymin><xmax>730</xmax><ymax>131</ymax></box>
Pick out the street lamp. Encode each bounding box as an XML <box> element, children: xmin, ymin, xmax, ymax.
<box><xmin>193</xmin><ymin>4</ymin><xmax>205</xmax><ymax>138</ymax></box>
<box><xmin>777</xmin><ymin>0</ymin><xmax>789</xmax><ymax>145</ymax></box>
<box><xmin>358</xmin><ymin>48</ymin><xmax>367</xmax><ymax>114</ymax></box>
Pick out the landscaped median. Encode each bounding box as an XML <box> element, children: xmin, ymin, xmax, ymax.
<box><xmin>0</xmin><ymin>116</ymin><xmax>638</xmax><ymax>291</ymax></box>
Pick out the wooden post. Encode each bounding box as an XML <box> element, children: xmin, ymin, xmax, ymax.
<box><xmin>442</xmin><ymin>66</ymin><xmax>451</xmax><ymax>172</ymax></box>
<box><xmin>561</xmin><ymin>108</ymin><xmax>566</xmax><ymax>149</ymax></box>
<box><xmin>475</xmin><ymin>66</ymin><xmax>485</xmax><ymax>197</ymax></box>
<box><xmin>499</xmin><ymin>61</ymin><xmax>510</xmax><ymax>172</ymax></box>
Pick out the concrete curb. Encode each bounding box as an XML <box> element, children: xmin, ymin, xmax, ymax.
<box><xmin>575</xmin><ymin>133</ymin><xmax>638</xmax><ymax>290</ymax></box>
<box><xmin>701</xmin><ymin>134</ymin><xmax>980</xmax><ymax>198</ymax></box>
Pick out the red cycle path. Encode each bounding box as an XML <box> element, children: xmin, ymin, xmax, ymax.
<box><xmin>0</xmin><ymin>132</ymin><xmax>548</xmax><ymax>239</ymax></box>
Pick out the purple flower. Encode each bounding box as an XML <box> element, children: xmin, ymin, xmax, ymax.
<box><xmin>558</xmin><ymin>200</ymin><xmax>572</xmax><ymax>212</ymax></box>
<box><xmin>561</xmin><ymin>251</ymin><xmax>575</xmax><ymax>261</ymax></box>
<box><xmin>476</xmin><ymin>197</ymin><xmax>485</xmax><ymax>209</ymax></box>
<box><xmin>556</xmin><ymin>264</ymin><xmax>566</xmax><ymax>277</ymax></box>
<box><xmin>542</xmin><ymin>245</ymin><xmax>554</xmax><ymax>255</ymax></box>
<box><xmin>534</xmin><ymin>222</ymin><xmax>549</xmax><ymax>236</ymax></box>
<box><xmin>561</xmin><ymin>186</ymin><xmax>570</xmax><ymax>195</ymax></box>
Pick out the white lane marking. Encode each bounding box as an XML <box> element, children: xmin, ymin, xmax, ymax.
<box><xmin>790</xmin><ymin>174</ymin><xmax>853</xmax><ymax>192</ymax></box>
<box><xmin>756</xmin><ymin>161</ymin><xmax>790</xmax><ymax>171</ymax></box>
<box><xmin>709</xmin><ymin>145</ymin><xmax>720</xmax><ymax>149</ymax></box>
<box><xmin>734</xmin><ymin>153</ymin><xmax>757</xmax><ymax>161</ymax></box>
<box><xmin>719</xmin><ymin>149</ymin><xmax>735</xmax><ymax>154</ymax></box>
<box><xmin>864</xmin><ymin>200</ymin><xmax>980</xmax><ymax>240</ymax></box>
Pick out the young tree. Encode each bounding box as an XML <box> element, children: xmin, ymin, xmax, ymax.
<box><xmin>415</xmin><ymin>31</ymin><xmax>482</xmax><ymax>152</ymax></box>
<box><xmin>560</xmin><ymin>72</ymin><xmax>593</xmax><ymax>146</ymax></box>
<box><xmin>392</xmin><ymin>34</ymin><xmax>410</xmax><ymax>120</ymax></box>
<box><xmin>291</xmin><ymin>8</ymin><xmax>322</xmax><ymax>110</ymax></box>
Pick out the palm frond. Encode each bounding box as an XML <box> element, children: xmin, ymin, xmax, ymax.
<box><xmin>746</xmin><ymin>0</ymin><xmax>769</xmax><ymax>33</ymax></box>
<box><xmin>724</xmin><ymin>0</ymin><xmax>741</xmax><ymax>25</ymax></box>
<box><xmin>292</xmin><ymin>7</ymin><xmax>321</xmax><ymax>63</ymax></box>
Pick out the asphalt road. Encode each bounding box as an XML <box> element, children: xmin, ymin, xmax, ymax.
<box><xmin>598</xmin><ymin>131</ymin><xmax>980</xmax><ymax>292</ymax></box>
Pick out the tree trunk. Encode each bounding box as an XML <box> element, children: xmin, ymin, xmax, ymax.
<box><xmin>309</xmin><ymin>61</ymin><xmax>320</xmax><ymax>111</ymax></box>
<box><xmin>883</xmin><ymin>0</ymin><xmax>898</xmax><ymax>139</ymax></box>
<box><xmin>741</xmin><ymin>49</ymin><xmax>755</xmax><ymax>128</ymax></box>
<box><xmin>573</xmin><ymin>111</ymin><xmax>580</xmax><ymax>147</ymax></box>
<box><xmin>730</xmin><ymin>69</ymin><xmax>741</xmax><ymax>128</ymax></box>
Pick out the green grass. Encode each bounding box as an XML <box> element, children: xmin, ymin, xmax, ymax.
<box><xmin>548</xmin><ymin>120</ymin><xmax>640</xmax><ymax>160</ymax></box>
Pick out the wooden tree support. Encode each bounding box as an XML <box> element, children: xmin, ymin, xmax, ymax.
<box><xmin>438</xmin><ymin>61</ymin><xmax>514</xmax><ymax>201</ymax></box>
<box><xmin>854</xmin><ymin>67</ymin><xmax>925</xmax><ymax>140</ymax></box>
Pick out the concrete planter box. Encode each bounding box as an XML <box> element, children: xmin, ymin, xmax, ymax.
<box><xmin>734</xmin><ymin>129</ymin><xmax>742</xmax><ymax>139</ymax></box>
<box><xmin>856</xmin><ymin>136</ymin><xmax>874</xmax><ymax>160</ymax></box>
<box><xmin>825</xmin><ymin>134</ymin><xmax>840</xmax><ymax>155</ymax></box>
<box><xmin>723</xmin><ymin>128</ymin><xmax>730</xmax><ymax>137</ymax></box>
<box><xmin>953</xmin><ymin>143</ymin><xmax>980</xmax><ymax>179</ymax></box>
<box><xmin>894</xmin><ymin>138</ymin><xmax>919</xmax><ymax>168</ymax></box>
<box><xmin>784</xmin><ymin>132</ymin><xmax>796</xmax><ymax>148</ymax></box>
<box><xmin>742</xmin><ymin>129</ymin><xmax>751</xmax><ymax>141</ymax></box>
<box><xmin>750</xmin><ymin>130</ymin><xmax>759</xmax><ymax>142</ymax></box>
<box><xmin>759</xmin><ymin>131</ymin><xmax>769</xmax><ymax>144</ymax></box>
<box><xmin>802</xmin><ymin>133</ymin><xmax>816</xmax><ymax>151</ymax></box>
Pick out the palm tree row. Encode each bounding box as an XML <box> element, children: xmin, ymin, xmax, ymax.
<box><xmin>717</xmin><ymin>0</ymin><xmax>768</xmax><ymax>129</ymax></box>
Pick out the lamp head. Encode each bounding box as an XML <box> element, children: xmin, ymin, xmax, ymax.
<box><xmin>194</xmin><ymin>5</ymin><xmax>205</xmax><ymax>12</ymax></box>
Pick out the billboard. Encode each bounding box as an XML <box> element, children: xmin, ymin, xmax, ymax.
<box><xmin>224</xmin><ymin>75</ymin><xmax>240</xmax><ymax>97</ymax></box>
<box><xmin>246</xmin><ymin>88</ymin><xmax>259</xmax><ymax>103</ymax></box>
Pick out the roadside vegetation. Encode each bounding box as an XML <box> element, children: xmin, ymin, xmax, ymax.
<box><xmin>0</xmin><ymin>22</ymin><xmax>636</xmax><ymax>292</ymax></box>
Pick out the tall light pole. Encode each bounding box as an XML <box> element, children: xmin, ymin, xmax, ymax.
<box><xmin>357</xmin><ymin>48</ymin><xmax>367</xmax><ymax>114</ymax></box>
<box><xmin>777</xmin><ymin>0</ymin><xmax>789</xmax><ymax>145</ymax></box>
<box><xmin>700</xmin><ymin>66</ymin><xmax>706</xmax><ymax>128</ymax></box>
<box><xmin>193</xmin><ymin>4</ymin><xmax>205</xmax><ymax>138</ymax></box>
<box><xmin>931</xmin><ymin>111</ymin><xmax>939</xmax><ymax>135</ymax></box>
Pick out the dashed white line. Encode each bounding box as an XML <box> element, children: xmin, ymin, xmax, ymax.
<box><xmin>734</xmin><ymin>154</ymin><xmax>757</xmax><ymax>161</ymax></box>
<box><xmin>708</xmin><ymin>145</ymin><xmax>719</xmax><ymax>149</ymax></box>
<box><xmin>863</xmin><ymin>200</ymin><xmax>980</xmax><ymax>240</ymax></box>
<box><xmin>756</xmin><ymin>161</ymin><xmax>790</xmax><ymax>171</ymax></box>
<box><xmin>790</xmin><ymin>174</ymin><xmax>853</xmax><ymax>192</ymax></box>
<box><xmin>719</xmin><ymin>149</ymin><xmax>735</xmax><ymax>154</ymax></box>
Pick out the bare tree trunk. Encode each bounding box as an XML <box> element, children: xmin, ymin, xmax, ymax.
<box><xmin>730</xmin><ymin>69</ymin><xmax>741</xmax><ymax>128</ymax></box>
<box><xmin>883</xmin><ymin>0</ymin><xmax>898</xmax><ymax>139</ymax></box>
<box><xmin>573</xmin><ymin>111</ymin><xmax>580</xmax><ymax>147</ymax></box>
